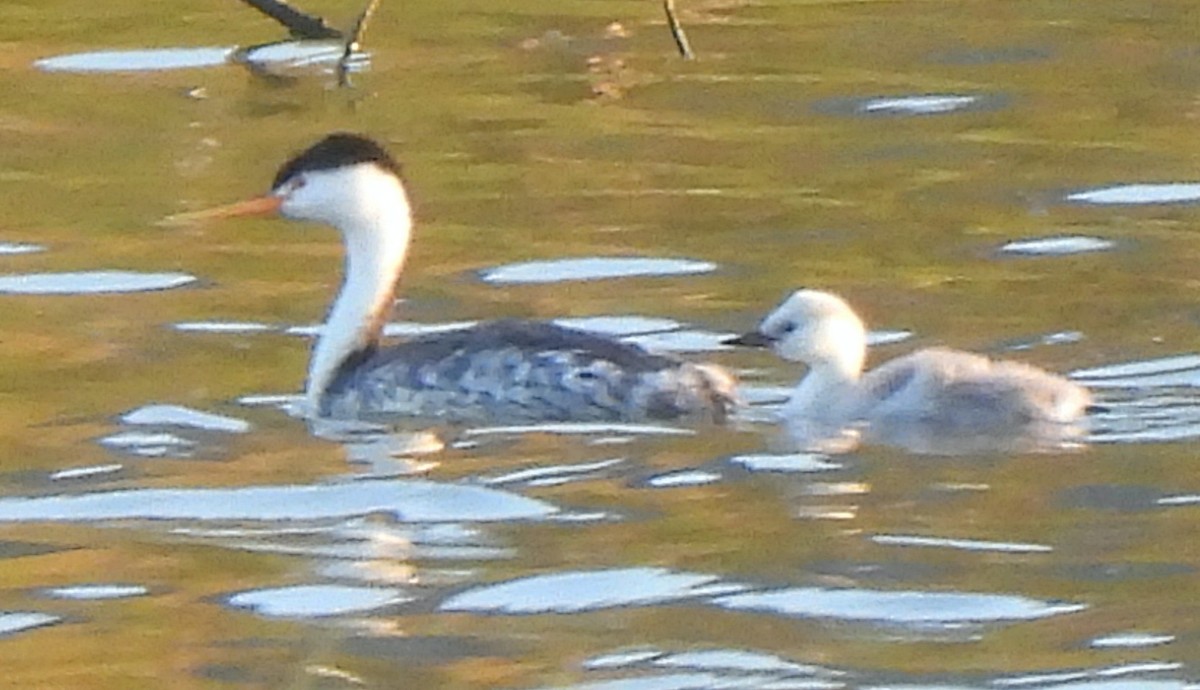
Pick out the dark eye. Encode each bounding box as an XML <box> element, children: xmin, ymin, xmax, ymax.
<box><xmin>779</xmin><ymin>322</ymin><xmax>797</xmax><ymax>335</ymax></box>
<box><xmin>278</xmin><ymin>176</ymin><xmax>306</xmax><ymax>195</ymax></box>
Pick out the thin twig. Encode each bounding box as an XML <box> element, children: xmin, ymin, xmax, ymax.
<box><xmin>337</xmin><ymin>0</ymin><xmax>383</xmax><ymax>86</ymax></box>
<box><xmin>237</xmin><ymin>0</ymin><xmax>343</xmax><ymax>39</ymax></box>
<box><xmin>663</xmin><ymin>0</ymin><xmax>695</xmax><ymax>60</ymax></box>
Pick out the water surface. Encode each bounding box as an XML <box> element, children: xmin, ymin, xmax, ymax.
<box><xmin>0</xmin><ymin>0</ymin><xmax>1198</xmax><ymax>688</ymax></box>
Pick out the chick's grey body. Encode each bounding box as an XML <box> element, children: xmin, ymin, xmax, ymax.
<box><xmin>854</xmin><ymin>346</ymin><xmax>1089</xmax><ymax>429</ymax></box>
<box><xmin>322</xmin><ymin>319</ymin><xmax>732</xmax><ymax>422</ymax></box>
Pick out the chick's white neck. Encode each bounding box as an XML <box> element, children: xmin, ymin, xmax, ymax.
<box><xmin>780</xmin><ymin>324</ymin><xmax>867</xmax><ymax>420</ymax></box>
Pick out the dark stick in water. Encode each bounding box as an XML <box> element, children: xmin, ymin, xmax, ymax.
<box><xmin>236</xmin><ymin>0</ymin><xmax>343</xmax><ymax>39</ymax></box>
<box><xmin>338</xmin><ymin>0</ymin><xmax>383</xmax><ymax>87</ymax></box>
<box><xmin>663</xmin><ymin>0</ymin><xmax>695</xmax><ymax>60</ymax></box>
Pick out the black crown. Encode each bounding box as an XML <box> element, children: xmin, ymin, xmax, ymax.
<box><xmin>272</xmin><ymin>133</ymin><xmax>403</xmax><ymax>190</ymax></box>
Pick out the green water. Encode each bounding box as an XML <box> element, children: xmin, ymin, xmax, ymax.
<box><xmin>0</xmin><ymin>0</ymin><xmax>1197</xmax><ymax>687</ymax></box>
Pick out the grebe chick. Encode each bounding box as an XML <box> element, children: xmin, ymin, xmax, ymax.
<box><xmin>725</xmin><ymin>289</ymin><xmax>1090</xmax><ymax>437</ymax></box>
<box><xmin>171</xmin><ymin>133</ymin><xmax>735</xmax><ymax>423</ymax></box>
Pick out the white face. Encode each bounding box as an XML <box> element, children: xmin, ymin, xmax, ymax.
<box><xmin>759</xmin><ymin>290</ymin><xmax>866</xmax><ymax>365</ymax></box>
<box><xmin>273</xmin><ymin>163</ymin><xmax>411</xmax><ymax>231</ymax></box>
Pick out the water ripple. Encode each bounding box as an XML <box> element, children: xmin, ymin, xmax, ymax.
<box><xmin>43</xmin><ymin>584</ymin><xmax>148</xmax><ymax>600</ymax></box>
<box><xmin>440</xmin><ymin>567</ymin><xmax>745</xmax><ymax>614</ymax></box>
<box><xmin>0</xmin><ymin>479</ymin><xmax>557</xmax><ymax>523</ymax></box>
<box><xmin>623</xmin><ymin>330</ymin><xmax>735</xmax><ymax>353</ymax></box>
<box><xmin>1090</xmin><ymin>631</ymin><xmax>1174</xmax><ymax>649</ymax></box>
<box><xmin>0</xmin><ymin>271</ymin><xmax>195</xmax><ymax>294</ymax></box>
<box><xmin>0</xmin><ymin>612</ymin><xmax>59</xmax><ymax>635</ymax></box>
<box><xmin>50</xmin><ymin>463</ymin><xmax>124</xmax><ymax>481</ymax></box>
<box><xmin>1072</xmin><ymin>355</ymin><xmax>1200</xmax><ymax>444</ymax></box>
<box><xmin>98</xmin><ymin>431</ymin><xmax>196</xmax><ymax>458</ymax></box>
<box><xmin>814</xmin><ymin>93</ymin><xmax>1000</xmax><ymax>118</ymax></box>
<box><xmin>712</xmin><ymin>587</ymin><xmax>1084</xmax><ymax>626</ymax></box>
<box><xmin>993</xmin><ymin>665</ymin><xmax>1186</xmax><ymax>688</ymax></box>
<box><xmin>858</xmin><ymin>94</ymin><xmax>979</xmax><ymax>115</ymax></box>
<box><xmin>652</xmin><ymin>649</ymin><xmax>834</xmax><ymax>677</ymax></box>
<box><xmin>120</xmin><ymin>404</ymin><xmax>250</xmax><ymax>433</ymax></box>
<box><xmin>644</xmin><ymin>470</ymin><xmax>722</xmax><ymax>488</ymax></box>
<box><xmin>480</xmin><ymin>458</ymin><xmax>625</xmax><ymax>486</ymax></box>
<box><xmin>1066</xmin><ymin>183</ymin><xmax>1200</xmax><ymax>205</ymax></box>
<box><xmin>1000</xmin><ymin>236</ymin><xmax>1116</xmax><ymax>256</ymax></box>
<box><xmin>1074</xmin><ymin>355</ymin><xmax>1200</xmax><ymax>387</ymax></box>
<box><xmin>871</xmin><ymin>534</ymin><xmax>1052</xmax><ymax>554</ymax></box>
<box><xmin>480</xmin><ymin>257</ymin><xmax>717</xmax><ymax>284</ymax></box>
<box><xmin>35</xmin><ymin>47</ymin><xmax>235</xmax><ymax>72</ymax></box>
<box><xmin>174</xmin><ymin>321</ymin><xmax>275</xmax><ymax>334</ymax></box>
<box><xmin>226</xmin><ymin>584</ymin><xmax>408</xmax><ymax>618</ymax></box>
<box><xmin>555</xmin><ymin>316</ymin><xmax>682</xmax><ymax>336</ymax></box>
<box><xmin>729</xmin><ymin>453</ymin><xmax>841</xmax><ymax>473</ymax></box>
<box><xmin>0</xmin><ymin>242</ymin><xmax>44</xmax><ymax>255</ymax></box>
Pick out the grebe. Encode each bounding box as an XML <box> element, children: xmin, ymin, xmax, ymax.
<box><xmin>725</xmin><ymin>289</ymin><xmax>1090</xmax><ymax>443</ymax></box>
<box><xmin>170</xmin><ymin>133</ymin><xmax>735</xmax><ymax>423</ymax></box>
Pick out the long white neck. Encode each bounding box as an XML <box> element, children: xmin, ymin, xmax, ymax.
<box><xmin>305</xmin><ymin>180</ymin><xmax>413</xmax><ymax>413</ymax></box>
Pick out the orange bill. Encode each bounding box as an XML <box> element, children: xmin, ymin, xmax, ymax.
<box><xmin>160</xmin><ymin>195</ymin><xmax>282</xmax><ymax>227</ymax></box>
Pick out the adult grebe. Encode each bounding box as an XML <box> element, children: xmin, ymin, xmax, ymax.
<box><xmin>170</xmin><ymin>133</ymin><xmax>735</xmax><ymax>423</ymax></box>
<box><xmin>725</xmin><ymin>289</ymin><xmax>1090</xmax><ymax>448</ymax></box>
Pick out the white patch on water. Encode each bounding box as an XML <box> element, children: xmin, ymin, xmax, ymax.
<box><xmin>0</xmin><ymin>479</ymin><xmax>556</xmax><ymax>523</ymax></box>
<box><xmin>1159</xmin><ymin>494</ymin><xmax>1200</xmax><ymax>506</ymax></box>
<box><xmin>287</xmin><ymin>321</ymin><xmax>477</xmax><ymax>337</ymax></box>
<box><xmin>0</xmin><ymin>612</ymin><xmax>59</xmax><ymax>635</ymax></box>
<box><xmin>0</xmin><ymin>243</ymin><xmax>44</xmax><ymax>255</ymax></box>
<box><xmin>859</xmin><ymin>94</ymin><xmax>978</xmax><ymax>114</ymax></box>
<box><xmin>730</xmin><ymin>453</ymin><xmax>841</xmax><ymax>473</ymax></box>
<box><xmin>1043</xmin><ymin>331</ymin><xmax>1085</xmax><ymax>345</ymax></box>
<box><xmin>226</xmin><ymin>584</ymin><xmax>408</xmax><ymax>618</ymax></box>
<box><xmin>98</xmin><ymin>431</ymin><xmax>196</xmax><ymax>458</ymax></box>
<box><xmin>623</xmin><ymin>330</ymin><xmax>735</xmax><ymax>353</ymax></box>
<box><xmin>867</xmin><ymin>330</ymin><xmax>913</xmax><ymax>346</ymax></box>
<box><xmin>871</xmin><ymin>534</ymin><xmax>1053</xmax><ymax>553</ymax></box>
<box><xmin>241</xmin><ymin>40</ymin><xmax>369</xmax><ymax>73</ymax></box>
<box><xmin>237</xmin><ymin>394</ymin><xmax>304</xmax><ymax>408</ymax></box>
<box><xmin>44</xmin><ymin>584</ymin><xmax>148</xmax><ymax>600</ymax></box>
<box><xmin>120</xmin><ymin>405</ymin><xmax>251</xmax><ymax>433</ymax></box>
<box><xmin>1073</xmin><ymin>355</ymin><xmax>1200</xmax><ymax>388</ymax></box>
<box><xmin>1089</xmin><ymin>631</ymin><xmax>1174</xmax><ymax>649</ymax></box>
<box><xmin>482</xmin><ymin>458</ymin><xmax>625</xmax><ymax>486</ymax></box>
<box><xmin>555</xmin><ymin>316</ymin><xmax>682</xmax><ymax>336</ymax></box>
<box><xmin>440</xmin><ymin>567</ymin><xmax>745</xmax><ymax>614</ymax></box>
<box><xmin>571</xmin><ymin>647</ymin><xmax>845</xmax><ymax>690</ymax></box>
<box><xmin>35</xmin><ymin>47</ymin><xmax>235</xmax><ymax>72</ymax></box>
<box><xmin>994</xmin><ymin>665</ymin><xmax>1185</xmax><ymax>688</ymax></box>
<box><xmin>583</xmin><ymin>649</ymin><xmax>665</xmax><ymax>670</ymax></box>
<box><xmin>49</xmin><ymin>463</ymin><xmax>124</xmax><ymax>480</ymax></box>
<box><xmin>653</xmin><ymin>649</ymin><xmax>829</xmax><ymax>676</ymax></box>
<box><xmin>480</xmin><ymin>257</ymin><xmax>717</xmax><ymax>284</ymax></box>
<box><xmin>1001</xmin><ymin>236</ymin><xmax>1116</xmax><ymax>256</ymax></box>
<box><xmin>1067</xmin><ymin>183</ymin><xmax>1200</xmax><ymax>205</ymax></box>
<box><xmin>0</xmin><ymin>271</ymin><xmax>195</xmax><ymax>294</ymax></box>
<box><xmin>174</xmin><ymin>321</ymin><xmax>275</xmax><ymax>333</ymax></box>
<box><xmin>645</xmin><ymin>470</ymin><xmax>722</xmax><ymax>488</ymax></box>
<box><xmin>713</xmin><ymin>587</ymin><xmax>1085</xmax><ymax>625</ymax></box>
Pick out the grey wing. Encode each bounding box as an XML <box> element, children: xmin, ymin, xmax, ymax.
<box><xmin>854</xmin><ymin>355</ymin><xmax>924</xmax><ymax>419</ymax></box>
<box><xmin>858</xmin><ymin>349</ymin><xmax>998</xmax><ymax>423</ymax></box>
<box><xmin>866</xmin><ymin>349</ymin><xmax>1085</xmax><ymax>427</ymax></box>
<box><xmin>323</xmin><ymin>320</ymin><xmax>730</xmax><ymax>422</ymax></box>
